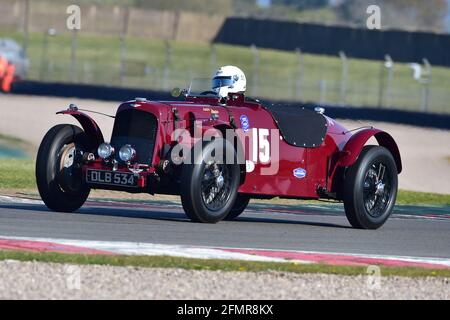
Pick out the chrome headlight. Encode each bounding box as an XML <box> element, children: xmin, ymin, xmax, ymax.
<box><xmin>119</xmin><ymin>144</ymin><xmax>136</xmax><ymax>162</ymax></box>
<box><xmin>97</xmin><ymin>143</ymin><xmax>114</xmax><ymax>159</ymax></box>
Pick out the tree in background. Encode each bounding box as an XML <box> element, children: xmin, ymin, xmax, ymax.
<box><xmin>337</xmin><ymin>0</ymin><xmax>449</xmax><ymax>32</ymax></box>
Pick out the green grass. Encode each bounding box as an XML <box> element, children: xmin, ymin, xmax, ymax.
<box><xmin>1</xmin><ymin>30</ymin><xmax>449</xmax><ymax>113</ymax></box>
<box><xmin>1</xmin><ymin>158</ymin><xmax>449</xmax><ymax>205</ymax></box>
<box><xmin>0</xmin><ymin>250</ymin><xmax>448</xmax><ymax>277</ymax></box>
<box><xmin>0</xmin><ymin>158</ymin><xmax>35</xmax><ymax>189</ymax></box>
<box><xmin>397</xmin><ymin>190</ymin><xmax>450</xmax><ymax>206</ymax></box>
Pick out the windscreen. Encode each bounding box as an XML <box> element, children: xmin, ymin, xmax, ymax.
<box><xmin>186</xmin><ymin>78</ymin><xmax>218</xmax><ymax>96</ymax></box>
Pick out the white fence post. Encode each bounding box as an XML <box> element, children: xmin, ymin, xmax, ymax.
<box><xmin>385</xmin><ymin>55</ymin><xmax>394</xmax><ymax>108</ymax></box>
<box><xmin>421</xmin><ymin>58</ymin><xmax>432</xmax><ymax>112</ymax></box>
<box><xmin>251</xmin><ymin>44</ymin><xmax>260</xmax><ymax>97</ymax></box>
<box><xmin>70</xmin><ymin>29</ymin><xmax>78</xmax><ymax>83</ymax></box>
<box><xmin>339</xmin><ymin>51</ymin><xmax>348</xmax><ymax>105</ymax></box>
<box><xmin>296</xmin><ymin>48</ymin><xmax>304</xmax><ymax>101</ymax></box>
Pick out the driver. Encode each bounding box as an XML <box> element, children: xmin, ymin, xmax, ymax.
<box><xmin>212</xmin><ymin>65</ymin><xmax>246</xmax><ymax>98</ymax></box>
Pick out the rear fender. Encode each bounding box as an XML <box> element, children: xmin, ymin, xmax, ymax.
<box><xmin>338</xmin><ymin>128</ymin><xmax>402</xmax><ymax>173</ymax></box>
<box><xmin>57</xmin><ymin>109</ymin><xmax>105</xmax><ymax>151</ymax></box>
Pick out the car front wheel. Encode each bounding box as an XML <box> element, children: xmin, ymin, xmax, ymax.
<box><xmin>36</xmin><ymin>124</ymin><xmax>90</xmax><ymax>212</ymax></box>
<box><xmin>180</xmin><ymin>139</ymin><xmax>240</xmax><ymax>223</ymax></box>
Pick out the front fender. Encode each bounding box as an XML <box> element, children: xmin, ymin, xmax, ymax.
<box><xmin>57</xmin><ymin>109</ymin><xmax>105</xmax><ymax>151</ymax></box>
<box><xmin>338</xmin><ymin>128</ymin><xmax>402</xmax><ymax>173</ymax></box>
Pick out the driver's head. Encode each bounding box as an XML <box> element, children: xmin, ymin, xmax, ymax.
<box><xmin>212</xmin><ymin>66</ymin><xmax>246</xmax><ymax>98</ymax></box>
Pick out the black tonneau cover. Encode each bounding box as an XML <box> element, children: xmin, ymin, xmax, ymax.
<box><xmin>264</xmin><ymin>105</ymin><xmax>328</xmax><ymax>148</ymax></box>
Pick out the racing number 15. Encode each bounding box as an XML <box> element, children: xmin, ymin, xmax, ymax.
<box><xmin>251</xmin><ymin>128</ymin><xmax>270</xmax><ymax>164</ymax></box>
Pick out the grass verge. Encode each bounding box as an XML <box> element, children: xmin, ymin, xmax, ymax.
<box><xmin>0</xmin><ymin>158</ymin><xmax>35</xmax><ymax>189</ymax></box>
<box><xmin>396</xmin><ymin>190</ymin><xmax>450</xmax><ymax>206</ymax></box>
<box><xmin>1</xmin><ymin>158</ymin><xmax>449</xmax><ymax>205</ymax></box>
<box><xmin>0</xmin><ymin>250</ymin><xmax>448</xmax><ymax>278</ymax></box>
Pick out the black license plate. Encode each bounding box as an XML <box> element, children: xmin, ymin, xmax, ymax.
<box><xmin>86</xmin><ymin>170</ymin><xmax>137</xmax><ymax>187</ymax></box>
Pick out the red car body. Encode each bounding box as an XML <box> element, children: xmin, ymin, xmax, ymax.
<box><xmin>58</xmin><ymin>93</ymin><xmax>402</xmax><ymax>201</ymax></box>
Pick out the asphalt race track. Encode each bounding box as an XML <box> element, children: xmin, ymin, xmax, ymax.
<box><xmin>0</xmin><ymin>197</ymin><xmax>449</xmax><ymax>260</ymax></box>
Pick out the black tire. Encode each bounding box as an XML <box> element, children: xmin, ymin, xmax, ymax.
<box><xmin>180</xmin><ymin>139</ymin><xmax>240</xmax><ymax>223</ymax></box>
<box><xmin>36</xmin><ymin>124</ymin><xmax>90</xmax><ymax>212</ymax></box>
<box><xmin>224</xmin><ymin>193</ymin><xmax>250</xmax><ymax>220</ymax></box>
<box><xmin>343</xmin><ymin>145</ymin><xmax>398</xmax><ymax>230</ymax></box>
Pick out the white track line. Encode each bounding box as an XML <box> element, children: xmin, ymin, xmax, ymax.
<box><xmin>0</xmin><ymin>235</ymin><xmax>291</xmax><ymax>263</ymax></box>
<box><xmin>0</xmin><ymin>195</ymin><xmax>42</xmax><ymax>205</ymax></box>
<box><xmin>1</xmin><ymin>235</ymin><xmax>450</xmax><ymax>268</ymax></box>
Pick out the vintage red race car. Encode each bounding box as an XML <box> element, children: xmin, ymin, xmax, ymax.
<box><xmin>36</xmin><ymin>90</ymin><xmax>402</xmax><ymax>229</ymax></box>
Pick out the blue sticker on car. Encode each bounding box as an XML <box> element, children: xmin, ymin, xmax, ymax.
<box><xmin>293</xmin><ymin>168</ymin><xmax>307</xmax><ymax>179</ymax></box>
<box><xmin>240</xmin><ymin>115</ymin><xmax>250</xmax><ymax>132</ymax></box>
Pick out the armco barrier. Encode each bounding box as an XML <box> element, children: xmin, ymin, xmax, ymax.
<box><xmin>10</xmin><ymin>80</ymin><xmax>450</xmax><ymax>130</ymax></box>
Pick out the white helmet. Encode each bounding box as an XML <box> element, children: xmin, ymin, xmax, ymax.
<box><xmin>212</xmin><ymin>65</ymin><xmax>246</xmax><ymax>98</ymax></box>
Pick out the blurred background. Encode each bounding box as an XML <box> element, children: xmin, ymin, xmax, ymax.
<box><xmin>0</xmin><ymin>0</ymin><xmax>449</xmax><ymax>195</ymax></box>
<box><xmin>0</xmin><ymin>0</ymin><xmax>449</xmax><ymax>113</ymax></box>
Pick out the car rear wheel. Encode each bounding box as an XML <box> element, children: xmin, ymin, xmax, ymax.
<box><xmin>343</xmin><ymin>145</ymin><xmax>398</xmax><ymax>229</ymax></box>
<box><xmin>224</xmin><ymin>193</ymin><xmax>251</xmax><ymax>220</ymax></box>
<box><xmin>180</xmin><ymin>139</ymin><xmax>240</xmax><ymax>223</ymax></box>
<box><xmin>36</xmin><ymin>124</ymin><xmax>90</xmax><ymax>212</ymax></box>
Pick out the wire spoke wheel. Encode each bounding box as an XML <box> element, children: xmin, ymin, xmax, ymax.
<box><xmin>363</xmin><ymin>162</ymin><xmax>391</xmax><ymax>218</ymax></box>
<box><xmin>57</xmin><ymin>143</ymin><xmax>82</xmax><ymax>195</ymax></box>
<box><xmin>201</xmin><ymin>161</ymin><xmax>232</xmax><ymax>211</ymax></box>
<box><xmin>180</xmin><ymin>139</ymin><xmax>240</xmax><ymax>223</ymax></box>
